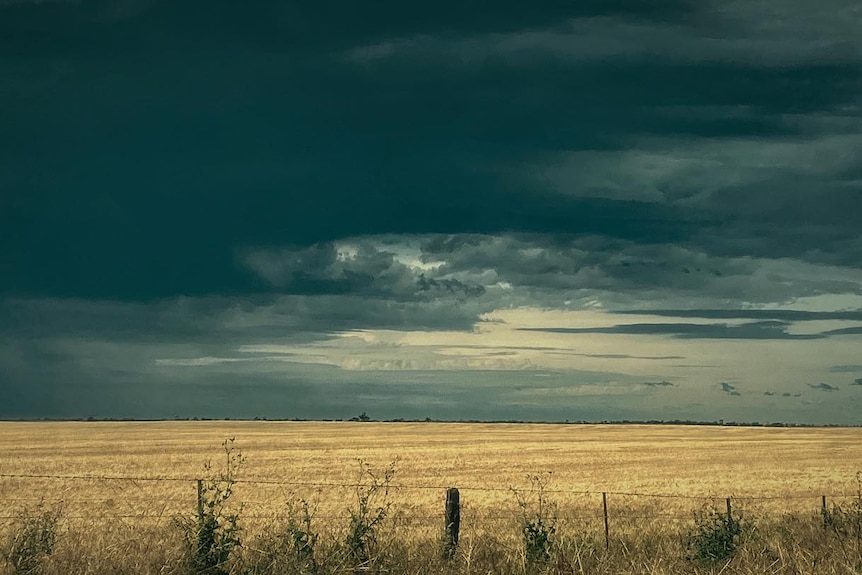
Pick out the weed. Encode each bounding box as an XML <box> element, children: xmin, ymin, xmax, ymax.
<box><xmin>1</xmin><ymin>501</ymin><xmax>61</xmax><ymax>575</ymax></box>
<box><xmin>512</xmin><ymin>472</ymin><xmax>556</xmax><ymax>568</ymax></box>
<box><xmin>243</xmin><ymin>495</ymin><xmax>320</xmax><ymax>575</ymax></box>
<box><xmin>285</xmin><ymin>498</ymin><xmax>319</xmax><ymax>574</ymax></box>
<box><xmin>685</xmin><ymin>502</ymin><xmax>745</xmax><ymax>564</ymax></box>
<box><xmin>343</xmin><ymin>459</ymin><xmax>396</xmax><ymax>571</ymax></box>
<box><xmin>823</xmin><ymin>471</ymin><xmax>862</xmax><ymax>541</ymax></box>
<box><xmin>175</xmin><ymin>438</ymin><xmax>244</xmax><ymax>575</ymax></box>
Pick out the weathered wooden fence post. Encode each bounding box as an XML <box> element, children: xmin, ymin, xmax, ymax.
<box><xmin>197</xmin><ymin>478</ymin><xmax>204</xmax><ymax>520</ymax></box>
<box><xmin>725</xmin><ymin>497</ymin><xmax>732</xmax><ymax>526</ymax></box>
<box><xmin>821</xmin><ymin>495</ymin><xmax>828</xmax><ymax>528</ymax></box>
<box><xmin>602</xmin><ymin>492</ymin><xmax>610</xmax><ymax>550</ymax></box>
<box><xmin>444</xmin><ymin>487</ymin><xmax>460</xmax><ymax>558</ymax></box>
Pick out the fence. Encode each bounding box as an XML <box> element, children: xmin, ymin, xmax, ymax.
<box><xmin>0</xmin><ymin>471</ymin><xmax>855</xmax><ymax>551</ymax></box>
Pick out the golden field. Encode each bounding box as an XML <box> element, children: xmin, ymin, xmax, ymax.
<box><xmin>1</xmin><ymin>421</ymin><xmax>860</xmax><ymax>511</ymax></box>
<box><xmin>1</xmin><ymin>421</ymin><xmax>861</xmax><ymax>574</ymax></box>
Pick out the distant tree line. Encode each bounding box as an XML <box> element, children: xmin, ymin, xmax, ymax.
<box><xmin>5</xmin><ymin>415</ymin><xmax>856</xmax><ymax>428</ymax></box>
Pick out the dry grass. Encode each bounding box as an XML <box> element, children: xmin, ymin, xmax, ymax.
<box><xmin>1</xmin><ymin>421</ymin><xmax>861</xmax><ymax>574</ymax></box>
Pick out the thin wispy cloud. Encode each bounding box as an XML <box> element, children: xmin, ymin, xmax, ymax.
<box><xmin>346</xmin><ymin>3</ymin><xmax>862</xmax><ymax>67</ymax></box>
<box><xmin>519</xmin><ymin>322</ymin><xmax>827</xmax><ymax>340</ymax></box>
<box><xmin>642</xmin><ymin>381</ymin><xmax>675</xmax><ymax>388</ymax></box>
<box><xmin>808</xmin><ymin>383</ymin><xmax>840</xmax><ymax>392</ymax></box>
<box><xmin>720</xmin><ymin>382</ymin><xmax>742</xmax><ymax>397</ymax></box>
<box><xmin>831</xmin><ymin>365</ymin><xmax>862</xmax><ymax>373</ymax></box>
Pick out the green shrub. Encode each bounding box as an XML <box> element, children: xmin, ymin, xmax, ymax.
<box><xmin>685</xmin><ymin>503</ymin><xmax>744</xmax><ymax>564</ymax></box>
<box><xmin>512</xmin><ymin>472</ymin><xmax>556</xmax><ymax>568</ymax></box>
<box><xmin>175</xmin><ymin>438</ymin><xmax>244</xmax><ymax>575</ymax></box>
<box><xmin>1</xmin><ymin>501</ymin><xmax>61</xmax><ymax>575</ymax></box>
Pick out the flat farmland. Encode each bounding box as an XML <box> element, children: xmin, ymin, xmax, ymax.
<box><xmin>2</xmin><ymin>422</ymin><xmax>862</xmax><ymax>574</ymax></box>
<box><xmin>1</xmin><ymin>422</ymin><xmax>860</xmax><ymax>519</ymax></box>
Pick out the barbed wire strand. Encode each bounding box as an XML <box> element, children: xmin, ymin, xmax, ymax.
<box><xmin>0</xmin><ymin>473</ymin><xmax>844</xmax><ymax>502</ymax></box>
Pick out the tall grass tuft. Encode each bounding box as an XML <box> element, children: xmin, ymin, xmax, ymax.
<box><xmin>342</xmin><ymin>459</ymin><xmax>396</xmax><ymax>573</ymax></box>
<box><xmin>1</xmin><ymin>501</ymin><xmax>61</xmax><ymax>575</ymax></box>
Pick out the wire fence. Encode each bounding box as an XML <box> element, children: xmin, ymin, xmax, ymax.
<box><xmin>0</xmin><ymin>471</ymin><xmax>854</xmax><ymax>528</ymax></box>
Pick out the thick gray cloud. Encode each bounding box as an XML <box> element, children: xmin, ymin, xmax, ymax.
<box><xmin>347</xmin><ymin>1</ymin><xmax>862</xmax><ymax>67</ymax></box>
<box><xmin>0</xmin><ymin>294</ymin><xmax>487</xmax><ymax>419</ymax></box>
<box><xmin>1</xmin><ymin>1</ymin><xmax>860</xmax><ymax>423</ymax></box>
<box><xmin>416</xmin><ymin>234</ymin><xmax>862</xmax><ymax>310</ymax></box>
<box><xmin>242</xmin><ymin>242</ymin><xmax>427</xmax><ymax>299</ymax></box>
<box><xmin>821</xmin><ymin>327</ymin><xmax>862</xmax><ymax>336</ymax></box>
<box><xmin>0</xmin><ymin>293</ymin><xmax>488</xmax><ymax>344</ymax></box>
<box><xmin>519</xmin><ymin>322</ymin><xmax>824</xmax><ymax>340</ymax></box>
<box><xmin>240</xmin><ymin>240</ymin><xmax>490</xmax><ymax>306</ymax></box>
<box><xmin>3</xmin><ymin>2</ymin><xmax>861</xmax><ymax>299</ymax></box>
<box><xmin>234</xmin><ymin>232</ymin><xmax>859</xmax><ymax>315</ymax></box>
<box><xmin>620</xmin><ymin>310</ymin><xmax>862</xmax><ymax>321</ymax></box>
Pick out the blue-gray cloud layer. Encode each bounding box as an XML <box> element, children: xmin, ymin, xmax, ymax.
<box><xmin>2</xmin><ymin>0</ymin><xmax>861</xmax><ymax>423</ymax></box>
<box><xmin>2</xmin><ymin>0</ymin><xmax>861</xmax><ymax>299</ymax></box>
<box><xmin>520</xmin><ymin>322</ymin><xmax>824</xmax><ymax>340</ymax></box>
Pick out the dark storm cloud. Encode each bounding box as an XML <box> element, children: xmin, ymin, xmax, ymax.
<box><xmin>0</xmin><ymin>294</ymin><xmax>486</xmax><ymax>344</ymax></box>
<box><xmin>0</xmin><ymin>0</ymin><xmax>696</xmax><ymax>57</ymax></box>
<box><xmin>1</xmin><ymin>1</ymin><xmax>861</xmax><ymax>424</ymax></box>
<box><xmin>1</xmin><ymin>354</ymin><xmax>371</xmax><ymax>420</ymax></box>
<box><xmin>242</xmin><ymin>243</ymin><xmax>412</xmax><ymax>297</ymax></box>
<box><xmin>2</xmin><ymin>1</ymin><xmax>861</xmax><ymax>300</ymax></box>
<box><xmin>0</xmin><ymin>333</ymin><xmax>659</xmax><ymax>420</ymax></box>
<box><xmin>808</xmin><ymin>383</ymin><xmax>840</xmax><ymax>392</ymax></box>
<box><xmin>519</xmin><ymin>321</ymin><xmax>824</xmax><ymax>340</ymax></box>
<box><xmin>720</xmin><ymin>382</ymin><xmax>741</xmax><ymax>397</ymax></box>
<box><xmin>416</xmin><ymin>274</ymin><xmax>485</xmax><ymax>299</ymax></box>
<box><xmin>346</xmin><ymin>1</ymin><xmax>862</xmax><ymax>67</ymax></box>
<box><xmin>530</xmin><ymin>135</ymin><xmax>862</xmax><ymax>267</ymax></box>
<box><xmin>0</xmin><ymin>293</ymin><xmax>491</xmax><ymax>419</ymax></box>
<box><xmin>821</xmin><ymin>327</ymin><xmax>862</xmax><ymax>336</ymax></box>
<box><xmin>415</xmin><ymin>234</ymin><xmax>861</xmax><ymax>310</ymax></box>
<box><xmin>241</xmin><ymin>241</ymin><xmax>487</xmax><ymax>301</ymax></box>
<box><xmin>420</xmin><ymin>234</ymin><xmax>723</xmax><ymax>292</ymax></box>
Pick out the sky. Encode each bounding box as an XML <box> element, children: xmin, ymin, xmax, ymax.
<box><xmin>2</xmin><ymin>0</ymin><xmax>861</xmax><ymax>424</ymax></box>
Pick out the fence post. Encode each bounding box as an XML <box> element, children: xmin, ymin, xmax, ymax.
<box><xmin>444</xmin><ymin>487</ymin><xmax>460</xmax><ymax>558</ymax></box>
<box><xmin>197</xmin><ymin>479</ymin><xmax>204</xmax><ymax>520</ymax></box>
<box><xmin>821</xmin><ymin>495</ymin><xmax>828</xmax><ymax>528</ymax></box>
<box><xmin>602</xmin><ymin>492</ymin><xmax>609</xmax><ymax>550</ymax></box>
<box><xmin>726</xmin><ymin>497</ymin><xmax>732</xmax><ymax>526</ymax></box>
